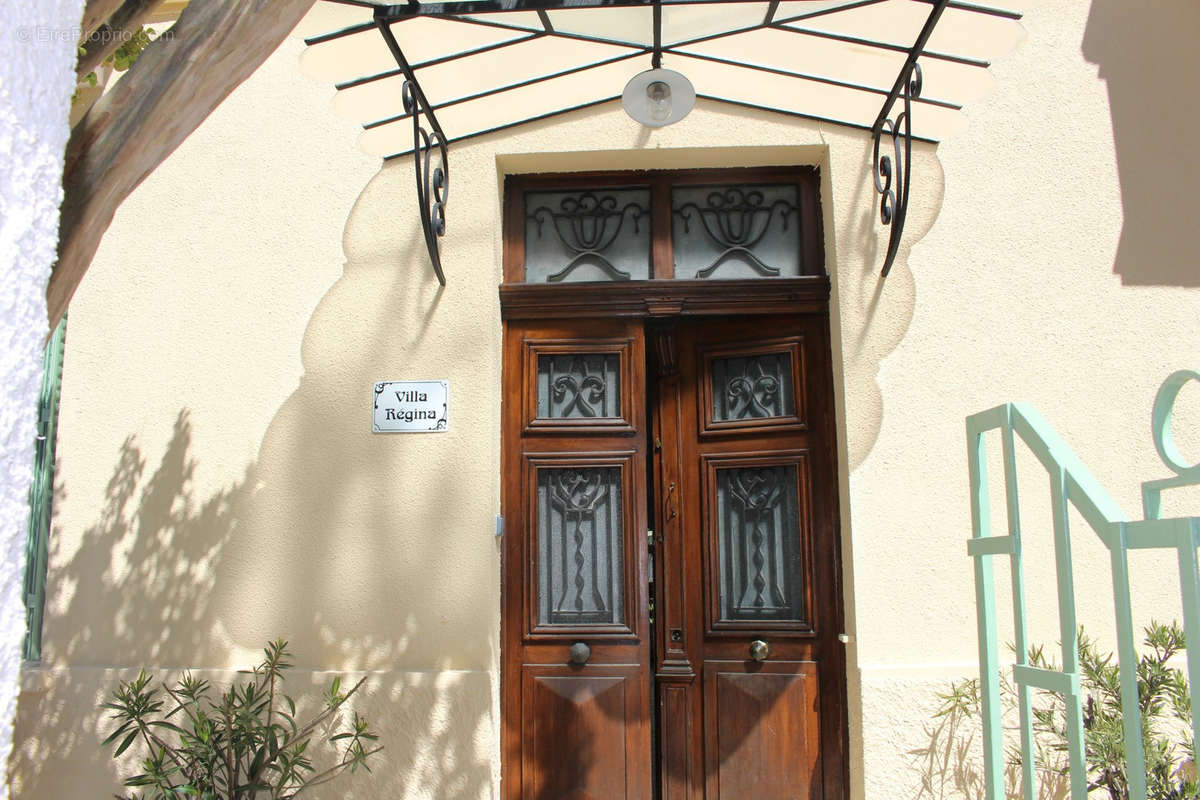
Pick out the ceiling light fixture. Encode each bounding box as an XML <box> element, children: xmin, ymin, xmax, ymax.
<box><xmin>622</xmin><ymin>68</ymin><xmax>695</xmax><ymax>127</ymax></box>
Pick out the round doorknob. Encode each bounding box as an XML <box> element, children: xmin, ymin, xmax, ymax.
<box><xmin>749</xmin><ymin>639</ymin><xmax>770</xmax><ymax>662</ymax></box>
<box><xmin>568</xmin><ymin>642</ymin><xmax>591</xmax><ymax>665</ymax></box>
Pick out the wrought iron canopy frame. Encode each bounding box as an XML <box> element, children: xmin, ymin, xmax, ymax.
<box><xmin>309</xmin><ymin>0</ymin><xmax>1021</xmax><ymax>280</ymax></box>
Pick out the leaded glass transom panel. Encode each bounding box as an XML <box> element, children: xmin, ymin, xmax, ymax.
<box><xmin>715</xmin><ymin>465</ymin><xmax>804</xmax><ymax>622</ymax></box>
<box><xmin>537</xmin><ymin>467</ymin><xmax>624</xmax><ymax>626</ymax></box>
<box><xmin>711</xmin><ymin>352</ymin><xmax>794</xmax><ymax>421</ymax></box>
<box><xmin>672</xmin><ymin>184</ymin><xmax>802</xmax><ymax>279</ymax></box>
<box><xmin>537</xmin><ymin>354</ymin><xmax>620</xmax><ymax>419</ymax></box>
<box><xmin>525</xmin><ymin>188</ymin><xmax>651</xmax><ymax>283</ymax></box>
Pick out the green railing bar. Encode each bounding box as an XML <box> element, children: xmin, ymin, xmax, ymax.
<box><xmin>1011</xmin><ymin>664</ymin><xmax>1080</xmax><ymax>696</ymax></box>
<box><xmin>967</xmin><ymin>536</ymin><xmax>1017</xmax><ymax>556</ymax></box>
<box><xmin>967</xmin><ymin>410</ymin><xmax>1005</xmax><ymax>800</ymax></box>
<box><xmin>1142</xmin><ymin>474</ymin><xmax>1195</xmax><ymax>520</ymax></box>
<box><xmin>1048</xmin><ymin>466</ymin><xmax>1088</xmax><ymax>800</ymax></box>
<box><xmin>1145</xmin><ymin>373</ymin><xmax>1200</xmax><ymax>764</ymax></box>
<box><xmin>1109</xmin><ymin>525</ymin><xmax>1148</xmax><ymax>800</ymax></box>
<box><xmin>1010</xmin><ymin>403</ymin><xmax>1129</xmax><ymax>525</ymax></box>
<box><xmin>1124</xmin><ymin>517</ymin><xmax>1192</xmax><ymax>549</ymax></box>
<box><xmin>966</xmin><ymin>403</ymin><xmax>1010</xmax><ymax>431</ymax></box>
<box><xmin>1178</xmin><ymin>524</ymin><xmax>1200</xmax><ymax>766</ymax></box>
<box><xmin>1065</xmin><ymin>474</ymin><xmax>1126</xmax><ymax>544</ymax></box>
<box><xmin>23</xmin><ymin>317</ymin><xmax>66</xmax><ymax>662</ymax></box>
<box><xmin>1151</xmin><ymin>370</ymin><xmax>1200</xmax><ymax>481</ymax></box>
<box><xmin>1002</xmin><ymin>417</ymin><xmax>1036</xmax><ymax>800</ymax></box>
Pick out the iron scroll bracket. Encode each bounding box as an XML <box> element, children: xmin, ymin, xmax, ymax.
<box><xmin>374</xmin><ymin>11</ymin><xmax>450</xmax><ymax>285</ymax></box>
<box><xmin>870</xmin><ymin>0</ymin><xmax>948</xmax><ymax>278</ymax></box>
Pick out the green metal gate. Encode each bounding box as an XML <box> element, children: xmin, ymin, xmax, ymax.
<box><xmin>967</xmin><ymin>370</ymin><xmax>1200</xmax><ymax>800</ymax></box>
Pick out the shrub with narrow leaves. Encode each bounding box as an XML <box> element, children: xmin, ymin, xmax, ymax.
<box><xmin>926</xmin><ymin>621</ymin><xmax>1197</xmax><ymax>800</ymax></box>
<box><xmin>100</xmin><ymin>639</ymin><xmax>381</xmax><ymax>800</ymax></box>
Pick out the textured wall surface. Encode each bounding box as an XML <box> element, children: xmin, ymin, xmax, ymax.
<box><xmin>0</xmin><ymin>2</ymin><xmax>85</xmax><ymax>797</ymax></box>
<box><xmin>853</xmin><ymin>0</ymin><xmax>1200</xmax><ymax>793</ymax></box>
<box><xmin>10</xmin><ymin>0</ymin><xmax>1200</xmax><ymax>798</ymax></box>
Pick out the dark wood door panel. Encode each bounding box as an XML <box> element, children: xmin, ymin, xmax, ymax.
<box><xmin>521</xmin><ymin>665</ymin><xmax>651</xmax><ymax>800</ymax></box>
<box><xmin>503</xmin><ymin>317</ymin><xmax>653</xmax><ymax>800</ymax></box>
<box><xmin>658</xmin><ymin>315</ymin><xmax>845</xmax><ymax>800</ymax></box>
<box><xmin>703</xmin><ymin>661</ymin><xmax>823</xmax><ymax>800</ymax></box>
<box><xmin>658</xmin><ymin>678</ymin><xmax>701</xmax><ymax>800</ymax></box>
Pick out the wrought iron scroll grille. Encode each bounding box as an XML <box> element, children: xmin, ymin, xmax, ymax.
<box><xmin>718</xmin><ymin>465</ymin><xmax>803</xmax><ymax>621</ymax></box>
<box><xmin>526</xmin><ymin>191</ymin><xmax>649</xmax><ymax>282</ymax></box>
<box><xmin>537</xmin><ymin>353</ymin><xmax>621</xmax><ymax>418</ymax></box>
<box><xmin>311</xmin><ymin>0</ymin><xmax>1015</xmax><ymax>282</ymax></box>
<box><xmin>539</xmin><ymin>467</ymin><xmax>624</xmax><ymax>625</ymax></box>
<box><xmin>712</xmin><ymin>353</ymin><xmax>793</xmax><ymax>420</ymax></box>
<box><xmin>673</xmin><ymin>186</ymin><xmax>801</xmax><ymax>278</ymax></box>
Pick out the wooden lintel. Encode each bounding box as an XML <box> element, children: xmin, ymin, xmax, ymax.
<box><xmin>499</xmin><ymin>277</ymin><xmax>832</xmax><ymax>320</ymax></box>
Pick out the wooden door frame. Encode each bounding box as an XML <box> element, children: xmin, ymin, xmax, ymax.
<box><xmin>500</xmin><ymin>166</ymin><xmax>847</xmax><ymax>799</ymax></box>
<box><xmin>500</xmin><ymin>283</ymin><xmax>849</xmax><ymax>798</ymax></box>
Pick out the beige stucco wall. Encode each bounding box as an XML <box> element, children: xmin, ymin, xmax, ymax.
<box><xmin>10</xmin><ymin>0</ymin><xmax>1200</xmax><ymax>797</ymax></box>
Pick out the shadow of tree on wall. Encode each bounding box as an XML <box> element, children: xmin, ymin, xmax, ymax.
<box><xmin>8</xmin><ymin>410</ymin><xmax>248</xmax><ymax>798</ymax></box>
<box><xmin>8</xmin><ymin>405</ymin><xmax>494</xmax><ymax>799</ymax></box>
<box><xmin>181</xmin><ymin>209</ymin><xmax>499</xmax><ymax>797</ymax></box>
<box><xmin>907</xmin><ymin>689</ymin><xmax>1068</xmax><ymax>800</ymax></box>
<box><xmin>1082</xmin><ymin>0</ymin><xmax>1200</xmax><ymax>287</ymax></box>
<box><xmin>907</xmin><ymin>699</ymin><xmax>988</xmax><ymax>800</ymax></box>
<box><xmin>51</xmin><ymin>411</ymin><xmax>242</xmax><ymax>667</ymax></box>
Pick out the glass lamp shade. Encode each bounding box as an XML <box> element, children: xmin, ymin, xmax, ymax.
<box><xmin>621</xmin><ymin>68</ymin><xmax>695</xmax><ymax>127</ymax></box>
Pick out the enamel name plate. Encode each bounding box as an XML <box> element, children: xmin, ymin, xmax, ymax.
<box><xmin>372</xmin><ymin>380</ymin><xmax>449</xmax><ymax>432</ymax></box>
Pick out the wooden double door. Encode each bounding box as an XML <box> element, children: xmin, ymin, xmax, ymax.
<box><xmin>501</xmin><ymin>310</ymin><xmax>847</xmax><ymax>800</ymax></box>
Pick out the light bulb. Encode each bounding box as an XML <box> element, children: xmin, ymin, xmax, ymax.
<box><xmin>646</xmin><ymin>80</ymin><xmax>672</xmax><ymax>123</ymax></box>
<box><xmin>622</xmin><ymin>68</ymin><xmax>694</xmax><ymax>127</ymax></box>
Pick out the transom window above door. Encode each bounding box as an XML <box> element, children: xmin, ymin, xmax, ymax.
<box><xmin>504</xmin><ymin>167</ymin><xmax>824</xmax><ymax>283</ymax></box>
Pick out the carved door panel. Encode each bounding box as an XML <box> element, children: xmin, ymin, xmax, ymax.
<box><xmin>651</xmin><ymin>315</ymin><xmax>847</xmax><ymax>800</ymax></box>
<box><xmin>502</xmin><ymin>318</ymin><xmax>653</xmax><ymax>800</ymax></box>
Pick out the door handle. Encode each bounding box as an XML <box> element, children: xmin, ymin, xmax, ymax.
<box><xmin>749</xmin><ymin>639</ymin><xmax>770</xmax><ymax>662</ymax></box>
<box><xmin>568</xmin><ymin>642</ymin><xmax>591</xmax><ymax>665</ymax></box>
<box><xmin>664</xmin><ymin>481</ymin><xmax>677</xmax><ymax>522</ymax></box>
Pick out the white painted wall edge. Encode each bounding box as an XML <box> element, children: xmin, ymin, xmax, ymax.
<box><xmin>0</xmin><ymin>2</ymin><xmax>87</xmax><ymax>796</ymax></box>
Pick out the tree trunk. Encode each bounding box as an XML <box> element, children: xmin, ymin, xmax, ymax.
<box><xmin>51</xmin><ymin>0</ymin><xmax>317</xmax><ymax>328</ymax></box>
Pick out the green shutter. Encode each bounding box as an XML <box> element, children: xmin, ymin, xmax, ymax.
<box><xmin>23</xmin><ymin>318</ymin><xmax>66</xmax><ymax>662</ymax></box>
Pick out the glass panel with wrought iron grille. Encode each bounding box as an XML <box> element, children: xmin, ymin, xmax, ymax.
<box><xmin>524</xmin><ymin>188</ymin><xmax>651</xmax><ymax>282</ymax></box>
<box><xmin>715</xmin><ymin>464</ymin><xmax>803</xmax><ymax>622</ymax></box>
<box><xmin>537</xmin><ymin>467</ymin><xmax>624</xmax><ymax>625</ymax></box>
<box><xmin>537</xmin><ymin>353</ymin><xmax>621</xmax><ymax>419</ymax></box>
<box><xmin>711</xmin><ymin>352</ymin><xmax>794</xmax><ymax>422</ymax></box>
<box><xmin>672</xmin><ymin>183</ymin><xmax>802</xmax><ymax>279</ymax></box>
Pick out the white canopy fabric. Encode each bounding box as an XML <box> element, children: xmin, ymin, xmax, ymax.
<box><xmin>299</xmin><ymin>0</ymin><xmax>1028</xmax><ymax>159</ymax></box>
